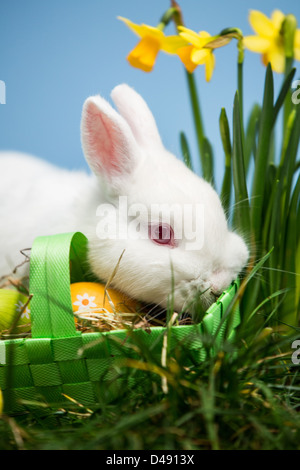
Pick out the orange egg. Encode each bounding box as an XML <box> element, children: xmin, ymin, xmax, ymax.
<box><xmin>70</xmin><ymin>282</ymin><xmax>138</xmax><ymax>314</ymax></box>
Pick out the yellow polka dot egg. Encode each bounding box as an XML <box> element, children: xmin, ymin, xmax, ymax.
<box><xmin>70</xmin><ymin>282</ymin><xmax>140</xmax><ymax>330</ymax></box>
<box><xmin>70</xmin><ymin>282</ymin><xmax>138</xmax><ymax>314</ymax></box>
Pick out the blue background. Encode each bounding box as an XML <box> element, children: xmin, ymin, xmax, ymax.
<box><xmin>0</xmin><ymin>0</ymin><xmax>299</xmax><ymax>192</ymax></box>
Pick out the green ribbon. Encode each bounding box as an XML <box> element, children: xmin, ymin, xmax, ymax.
<box><xmin>29</xmin><ymin>232</ymin><xmax>88</xmax><ymax>339</ymax></box>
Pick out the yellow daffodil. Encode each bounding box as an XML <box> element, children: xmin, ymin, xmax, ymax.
<box><xmin>176</xmin><ymin>45</ymin><xmax>198</xmax><ymax>74</ymax></box>
<box><xmin>118</xmin><ymin>16</ymin><xmax>189</xmax><ymax>72</ymax></box>
<box><xmin>178</xmin><ymin>27</ymin><xmax>232</xmax><ymax>81</ymax></box>
<box><xmin>243</xmin><ymin>10</ymin><xmax>300</xmax><ymax>73</ymax></box>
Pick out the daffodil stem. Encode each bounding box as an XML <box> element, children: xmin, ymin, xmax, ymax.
<box><xmin>237</xmin><ymin>62</ymin><xmax>244</xmax><ymax>129</ymax></box>
<box><xmin>158</xmin><ymin>7</ymin><xmax>178</xmax><ymax>29</ymax></box>
<box><xmin>169</xmin><ymin>1</ymin><xmax>208</xmax><ymax>179</ymax></box>
<box><xmin>236</xmin><ymin>38</ymin><xmax>245</xmax><ymax>164</ymax></box>
<box><xmin>237</xmin><ymin>57</ymin><xmax>246</xmax><ymax>165</ymax></box>
<box><xmin>185</xmin><ymin>71</ymin><xmax>207</xmax><ymax>179</ymax></box>
<box><xmin>170</xmin><ymin>0</ymin><xmax>209</xmax><ymax>180</ymax></box>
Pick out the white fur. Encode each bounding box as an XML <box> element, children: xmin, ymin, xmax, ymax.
<box><xmin>0</xmin><ymin>84</ymin><xmax>249</xmax><ymax>312</ymax></box>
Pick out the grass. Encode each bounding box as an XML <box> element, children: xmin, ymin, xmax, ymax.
<box><xmin>0</xmin><ymin>322</ymin><xmax>300</xmax><ymax>450</ymax></box>
<box><xmin>0</xmin><ymin>5</ymin><xmax>300</xmax><ymax>451</ymax></box>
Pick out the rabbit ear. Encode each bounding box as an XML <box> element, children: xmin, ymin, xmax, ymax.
<box><xmin>111</xmin><ymin>84</ymin><xmax>164</xmax><ymax>151</ymax></box>
<box><xmin>81</xmin><ymin>94</ymin><xmax>140</xmax><ymax>189</ymax></box>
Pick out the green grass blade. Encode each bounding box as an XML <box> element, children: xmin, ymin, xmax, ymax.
<box><xmin>268</xmin><ymin>129</ymin><xmax>276</xmax><ymax>165</ymax></box>
<box><xmin>262</xmin><ymin>109</ymin><xmax>297</xmax><ymax>252</ymax></box>
<box><xmin>265</xmin><ymin>107</ymin><xmax>300</xmax><ymax>317</ymax></box>
<box><xmin>185</xmin><ymin>71</ymin><xmax>208</xmax><ymax>179</ymax></box>
<box><xmin>222</xmin><ymin>248</ymin><xmax>274</xmax><ymax>328</ymax></box>
<box><xmin>266</xmin><ymin>163</ymin><xmax>276</xmax><ymax>194</ymax></box>
<box><xmin>246</xmin><ymin>288</ymin><xmax>290</xmax><ymax>324</ymax></box>
<box><xmin>282</xmin><ymin>172</ymin><xmax>300</xmax><ymax>324</ymax></box>
<box><xmin>220</xmin><ymin>167</ymin><xmax>232</xmax><ymax>218</ymax></box>
<box><xmin>232</xmin><ymin>91</ymin><xmax>251</xmax><ymax>239</ymax></box>
<box><xmin>240</xmin><ymin>248</ymin><xmax>274</xmax><ymax>327</ymax></box>
<box><xmin>273</xmin><ymin>67</ymin><xmax>296</xmax><ymax>125</ymax></box>
<box><xmin>296</xmin><ymin>222</ymin><xmax>300</xmax><ymax>321</ymax></box>
<box><xmin>203</xmin><ymin>136</ymin><xmax>215</xmax><ymax>187</ymax></box>
<box><xmin>251</xmin><ymin>64</ymin><xmax>274</xmax><ymax>247</ymax></box>
<box><xmin>219</xmin><ymin>108</ymin><xmax>232</xmax><ymax>158</ymax></box>
<box><xmin>180</xmin><ymin>131</ymin><xmax>194</xmax><ymax>172</ymax></box>
<box><xmin>244</xmin><ymin>103</ymin><xmax>261</xmax><ymax>173</ymax></box>
<box><xmin>219</xmin><ymin>108</ymin><xmax>232</xmax><ymax>216</ymax></box>
<box><xmin>276</xmin><ymin>107</ymin><xmax>300</xmax><ymax>272</ymax></box>
<box><xmin>278</xmin><ymin>109</ymin><xmax>297</xmax><ymax>168</ymax></box>
<box><xmin>281</xmin><ymin>105</ymin><xmax>300</xmax><ymax>220</ymax></box>
<box><xmin>283</xmin><ymin>57</ymin><xmax>295</xmax><ymax>137</ymax></box>
<box><xmin>261</xmin><ymin>162</ymin><xmax>276</xmax><ymax>242</ymax></box>
<box><xmin>278</xmin><ymin>107</ymin><xmax>300</xmax><ymax>324</ymax></box>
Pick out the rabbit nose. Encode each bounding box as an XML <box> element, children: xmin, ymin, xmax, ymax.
<box><xmin>211</xmin><ymin>288</ymin><xmax>223</xmax><ymax>297</ymax></box>
<box><xmin>210</xmin><ymin>270</ymin><xmax>232</xmax><ymax>296</ymax></box>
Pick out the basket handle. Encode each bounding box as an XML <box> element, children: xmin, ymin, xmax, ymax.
<box><xmin>29</xmin><ymin>232</ymin><xmax>88</xmax><ymax>339</ymax></box>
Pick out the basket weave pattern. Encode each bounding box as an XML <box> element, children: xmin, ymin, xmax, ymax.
<box><xmin>0</xmin><ymin>232</ymin><xmax>240</xmax><ymax>413</ymax></box>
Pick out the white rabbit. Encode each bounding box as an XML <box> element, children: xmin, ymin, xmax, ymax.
<box><xmin>0</xmin><ymin>84</ymin><xmax>249</xmax><ymax>312</ymax></box>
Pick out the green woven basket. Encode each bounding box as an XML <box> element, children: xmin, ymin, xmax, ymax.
<box><xmin>0</xmin><ymin>232</ymin><xmax>240</xmax><ymax>414</ymax></box>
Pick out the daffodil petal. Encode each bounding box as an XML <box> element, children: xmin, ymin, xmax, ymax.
<box><xmin>176</xmin><ymin>46</ymin><xmax>198</xmax><ymax>73</ymax></box>
<box><xmin>271</xmin><ymin>9</ymin><xmax>285</xmax><ymax>30</ymax></box>
<box><xmin>127</xmin><ymin>36</ymin><xmax>160</xmax><ymax>72</ymax></box>
<box><xmin>191</xmin><ymin>48</ymin><xmax>210</xmax><ymax>64</ymax></box>
<box><xmin>243</xmin><ymin>35</ymin><xmax>271</xmax><ymax>53</ymax></box>
<box><xmin>294</xmin><ymin>30</ymin><xmax>300</xmax><ymax>61</ymax></box>
<box><xmin>118</xmin><ymin>16</ymin><xmax>147</xmax><ymax>38</ymax></box>
<box><xmin>160</xmin><ymin>35</ymin><xmax>189</xmax><ymax>54</ymax></box>
<box><xmin>205</xmin><ymin>51</ymin><xmax>216</xmax><ymax>82</ymax></box>
<box><xmin>140</xmin><ymin>24</ymin><xmax>164</xmax><ymax>40</ymax></box>
<box><xmin>197</xmin><ymin>31</ymin><xmax>217</xmax><ymax>47</ymax></box>
<box><xmin>264</xmin><ymin>48</ymin><xmax>286</xmax><ymax>73</ymax></box>
<box><xmin>178</xmin><ymin>26</ymin><xmax>204</xmax><ymax>47</ymax></box>
<box><xmin>295</xmin><ymin>29</ymin><xmax>300</xmax><ymax>47</ymax></box>
<box><xmin>118</xmin><ymin>16</ymin><xmax>163</xmax><ymax>41</ymax></box>
<box><xmin>248</xmin><ymin>10</ymin><xmax>277</xmax><ymax>38</ymax></box>
<box><xmin>198</xmin><ymin>31</ymin><xmax>212</xmax><ymax>39</ymax></box>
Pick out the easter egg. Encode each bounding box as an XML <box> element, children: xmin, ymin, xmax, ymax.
<box><xmin>0</xmin><ymin>289</ymin><xmax>31</xmax><ymax>333</ymax></box>
<box><xmin>70</xmin><ymin>282</ymin><xmax>139</xmax><ymax>314</ymax></box>
<box><xmin>0</xmin><ymin>389</ymin><xmax>3</xmax><ymax>415</ymax></box>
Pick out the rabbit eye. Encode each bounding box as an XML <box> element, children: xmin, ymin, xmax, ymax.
<box><xmin>148</xmin><ymin>223</ymin><xmax>175</xmax><ymax>247</ymax></box>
